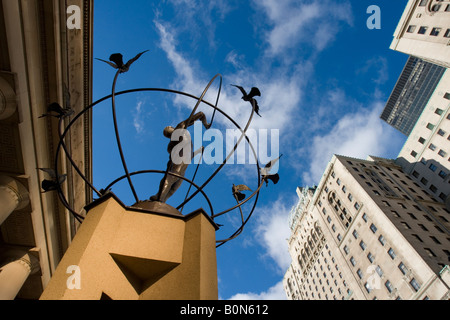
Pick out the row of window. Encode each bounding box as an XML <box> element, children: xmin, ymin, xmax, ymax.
<box><xmin>346</xmin><ymin>215</ymin><xmax>423</xmax><ymax>298</ymax></box>
<box><xmin>301</xmin><ymin>244</ymin><xmax>351</xmax><ymax>300</ymax></box>
<box><xmin>407</xmin><ymin>25</ymin><xmax>450</xmax><ymax>38</ymax></box>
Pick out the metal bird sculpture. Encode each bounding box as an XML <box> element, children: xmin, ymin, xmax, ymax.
<box><xmin>232</xmin><ymin>184</ymin><xmax>252</xmax><ymax>202</ymax></box>
<box><xmin>261</xmin><ymin>154</ymin><xmax>283</xmax><ymax>186</ymax></box>
<box><xmin>96</xmin><ymin>50</ymin><xmax>149</xmax><ymax>73</ymax></box>
<box><xmin>231</xmin><ymin>85</ymin><xmax>262</xmax><ymax>117</ymax></box>
<box><xmin>38</xmin><ymin>168</ymin><xmax>67</xmax><ymax>193</ymax></box>
<box><xmin>39</xmin><ymin>102</ymin><xmax>74</xmax><ymax>119</ymax></box>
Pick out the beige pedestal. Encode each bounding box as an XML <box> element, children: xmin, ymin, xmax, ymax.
<box><xmin>40</xmin><ymin>193</ymin><xmax>218</xmax><ymax>300</ymax></box>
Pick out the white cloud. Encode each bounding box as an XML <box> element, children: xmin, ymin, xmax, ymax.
<box><xmin>133</xmin><ymin>101</ymin><xmax>145</xmax><ymax>134</ymax></box>
<box><xmin>253</xmin><ymin>197</ymin><xmax>293</xmax><ymax>273</ymax></box>
<box><xmin>302</xmin><ymin>101</ymin><xmax>404</xmax><ymax>185</ymax></box>
<box><xmin>228</xmin><ymin>281</ymin><xmax>287</xmax><ymax>300</ymax></box>
<box><xmin>255</xmin><ymin>0</ymin><xmax>353</xmax><ymax>56</ymax></box>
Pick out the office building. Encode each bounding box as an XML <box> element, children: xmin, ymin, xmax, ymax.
<box><xmin>396</xmin><ymin>69</ymin><xmax>450</xmax><ymax>205</ymax></box>
<box><xmin>283</xmin><ymin>155</ymin><xmax>450</xmax><ymax>300</ymax></box>
<box><xmin>380</xmin><ymin>56</ymin><xmax>445</xmax><ymax>136</ymax></box>
<box><xmin>390</xmin><ymin>0</ymin><xmax>450</xmax><ymax>69</ymax></box>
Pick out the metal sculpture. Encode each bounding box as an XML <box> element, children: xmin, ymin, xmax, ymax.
<box><xmin>39</xmin><ymin>51</ymin><xmax>280</xmax><ymax>247</ymax></box>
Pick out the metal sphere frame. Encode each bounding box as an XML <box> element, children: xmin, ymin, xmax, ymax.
<box><xmin>50</xmin><ymin>62</ymin><xmax>273</xmax><ymax>248</ymax></box>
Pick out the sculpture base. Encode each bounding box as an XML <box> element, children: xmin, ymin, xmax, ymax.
<box><xmin>131</xmin><ymin>200</ymin><xmax>182</xmax><ymax>217</ymax></box>
<box><xmin>40</xmin><ymin>193</ymin><xmax>218</xmax><ymax>300</ymax></box>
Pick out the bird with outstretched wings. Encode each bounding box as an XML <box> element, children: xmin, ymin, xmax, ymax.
<box><xmin>96</xmin><ymin>50</ymin><xmax>149</xmax><ymax>73</ymax></box>
<box><xmin>231</xmin><ymin>85</ymin><xmax>262</xmax><ymax>117</ymax></box>
<box><xmin>232</xmin><ymin>184</ymin><xmax>252</xmax><ymax>202</ymax></box>
<box><xmin>39</xmin><ymin>102</ymin><xmax>74</xmax><ymax>119</ymax></box>
<box><xmin>261</xmin><ymin>154</ymin><xmax>283</xmax><ymax>186</ymax></box>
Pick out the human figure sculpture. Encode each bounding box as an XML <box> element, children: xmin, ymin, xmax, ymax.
<box><xmin>150</xmin><ymin>112</ymin><xmax>211</xmax><ymax>203</ymax></box>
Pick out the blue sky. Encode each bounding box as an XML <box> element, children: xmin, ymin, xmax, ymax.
<box><xmin>92</xmin><ymin>0</ymin><xmax>409</xmax><ymax>299</ymax></box>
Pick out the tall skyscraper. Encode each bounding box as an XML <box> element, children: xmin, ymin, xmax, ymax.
<box><xmin>380</xmin><ymin>56</ymin><xmax>445</xmax><ymax>136</ymax></box>
<box><xmin>396</xmin><ymin>69</ymin><xmax>450</xmax><ymax>205</ymax></box>
<box><xmin>390</xmin><ymin>0</ymin><xmax>450</xmax><ymax>69</ymax></box>
<box><xmin>283</xmin><ymin>155</ymin><xmax>450</xmax><ymax>300</ymax></box>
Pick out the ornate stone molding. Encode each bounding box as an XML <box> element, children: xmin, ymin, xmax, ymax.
<box><xmin>0</xmin><ymin>75</ymin><xmax>16</xmax><ymax>120</ymax></box>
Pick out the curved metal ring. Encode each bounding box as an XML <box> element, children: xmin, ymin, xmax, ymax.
<box><xmin>55</xmin><ymin>84</ymin><xmax>262</xmax><ymax>247</ymax></box>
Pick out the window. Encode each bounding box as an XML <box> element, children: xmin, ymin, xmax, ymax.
<box><xmin>367</xmin><ymin>252</ymin><xmax>375</xmax><ymax>263</ymax></box>
<box><xmin>401</xmin><ymin>222</ymin><xmax>411</xmax><ymax>230</ymax></box>
<box><xmin>378</xmin><ymin>235</ymin><xmax>386</xmax><ymax>246</ymax></box>
<box><xmin>413</xmin><ymin>234</ymin><xmax>423</xmax><ymax>243</ymax></box>
<box><xmin>337</xmin><ymin>234</ymin><xmax>342</xmax><ymax>242</ymax></box>
<box><xmin>342</xmin><ymin>186</ymin><xmax>346</xmax><ymax>193</ymax></box>
<box><xmin>391</xmin><ymin>210</ymin><xmax>401</xmax><ymax>218</ymax></box>
<box><xmin>425</xmin><ymin>248</ymin><xmax>436</xmax><ymax>257</ymax></box>
<box><xmin>435</xmin><ymin>226</ymin><xmax>445</xmax><ymax>234</ymax></box>
<box><xmin>336</xmin><ymin>178</ymin><xmax>341</xmax><ymax>186</ymax></box>
<box><xmin>418</xmin><ymin>26</ymin><xmax>428</xmax><ymax>34</ymax></box>
<box><xmin>430</xmin><ymin>236</ymin><xmax>441</xmax><ymax>244</ymax></box>
<box><xmin>344</xmin><ymin>245</ymin><xmax>350</xmax><ymax>255</ymax></box>
<box><xmin>438</xmin><ymin>170</ymin><xmax>447</xmax><ymax>179</ymax></box>
<box><xmin>429</xmin><ymin>163</ymin><xmax>437</xmax><ymax>172</ymax></box>
<box><xmin>348</xmin><ymin>193</ymin><xmax>353</xmax><ymax>201</ymax></box>
<box><xmin>445</xmin><ymin>29</ymin><xmax>450</xmax><ymax>38</ymax></box>
<box><xmin>420</xmin><ymin>157</ymin><xmax>427</xmax><ymax>165</ymax></box>
<box><xmin>435</xmin><ymin>108</ymin><xmax>444</xmax><ymax>115</ymax></box>
<box><xmin>410</xmin><ymin>278</ymin><xmax>420</xmax><ymax>292</ymax></box>
<box><xmin>419</xmin><ymin>0</ymin><xmax>428</xmax><ymax>6</ymax></box>
<box><xmin>438</xmin><ymin>149</ymin><xmax>447</xmax><ymax>157</ymax></box>
<box><xmin>385</xmin><ymin>280</ymin><xmax>394</xmax><ymax>293</ymax></box>
<box><xmin>426</xmin><ymin>123</ymin><xmax>435</xmax><ymax>130</ymax></box>
<box><xmin>359</xmin><ymin>241</ymin><xmax>367</xmax><ymax>251</ymax></box>
<box><xmin>410</xmin><ymin>150</ymin><xmax>417</xmax><ymax>158</ymax></box>
<box><xmin>418</xmin><ymin>137</ymin><xmax>426</xmax><ymax>144</ymax></box>
<box><xmin>398</xmin><ymin>263</ymin><xmax>408</xmax><ymax>275</ymax></box>
<box><xmin>431</xmin><ymin>5</ymin><xmax>442</xmax><ymax>12</ymax></box>
<box><xmin>350</xmin><ymin>257</ymin><xmax>356</xmax><ymax>266</ymax></box>
<box><xmin>420</xmin><ymin>177</ymin><xmax>429</xmax><ymax>186</ymax></box>
<box><xmin>352</xmin><ymin>230</ymin><xmax>359</xmax><ymax>239</ymax></box>
<box><xmin>437</xmin><ymin>129</ymin><xmax>446</xmax><ymax>136</ymax></box>
<box><xmin>388</xmin><ymin>248</ymin><xmax>396</xmax><ymax>260</ymax></box>
<box><xmin>354</xmin><ymin>202</ymin><xmax>360</xmax><ymax>210</ymax></box>
<box><xmin>376</xmin><ymin>266</ymin><xmax>383</xmax><ymax>278</ymax></box>
<box><xmin>362</xmin><ymin>213</ymin><xmax>368</xmax><ymax>222</ymax></box>
<box><xmin>406</xmin><ymin>25</ymin><xmax>416</xmax><ymax>33</ymax></box>
<box><xmin>357</xmin><ymin>269</ymin><xmax>363</xmax><ymax>279</ymax></box>
<box><xmin>370</xmin><ymin>223</ymin><xmax>377</xmax><ymax>233</ymax></box>
<box><xmin>429</xmin><ymin>143</ymin><xmax>436</xmax><ymax>151</ymax></box>
<box><xmin>408</xmin><ymin>213</ymin><xmax>418</xmax><ymax>220</ymax></box>
<box><xmin>430</xmin><ymin>27</ymin><xmax>441</xmax><ymax>36</ymax></box>
<box><xmin>429</xmin><ymin>185</ymin><xmax>437</xmax><ymax>193</ymax></box>
<box><xmin>364</xmin><ymin>282</ymin><xmax>372</xmax><ymax>293</ymax></box>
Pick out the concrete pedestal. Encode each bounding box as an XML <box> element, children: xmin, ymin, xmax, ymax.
<box><xmin>40</xmin><ymin>193</ymin><xmax>218</xmax><ymax>300</ymax></box>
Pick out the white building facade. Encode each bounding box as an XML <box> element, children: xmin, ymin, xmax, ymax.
<box><xmin>390</xmin><ymin>0</ymin><xmax>450</xmax><ymax>68</ymax></box>
<box><xmin>396</xmin><ymin>69</ymin><xmax>450</xmax><ymax>205</ymax></box>
<box><xmin>284</xmin><ymin>155</ymin><xmax>450</xmax><ymax>300</ymax></box>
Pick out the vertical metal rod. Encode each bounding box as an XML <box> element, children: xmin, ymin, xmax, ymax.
<box><xmin>111</xmin><ymin>71</ymin><xmax>139</xmax><ymax>203</ymax></box>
